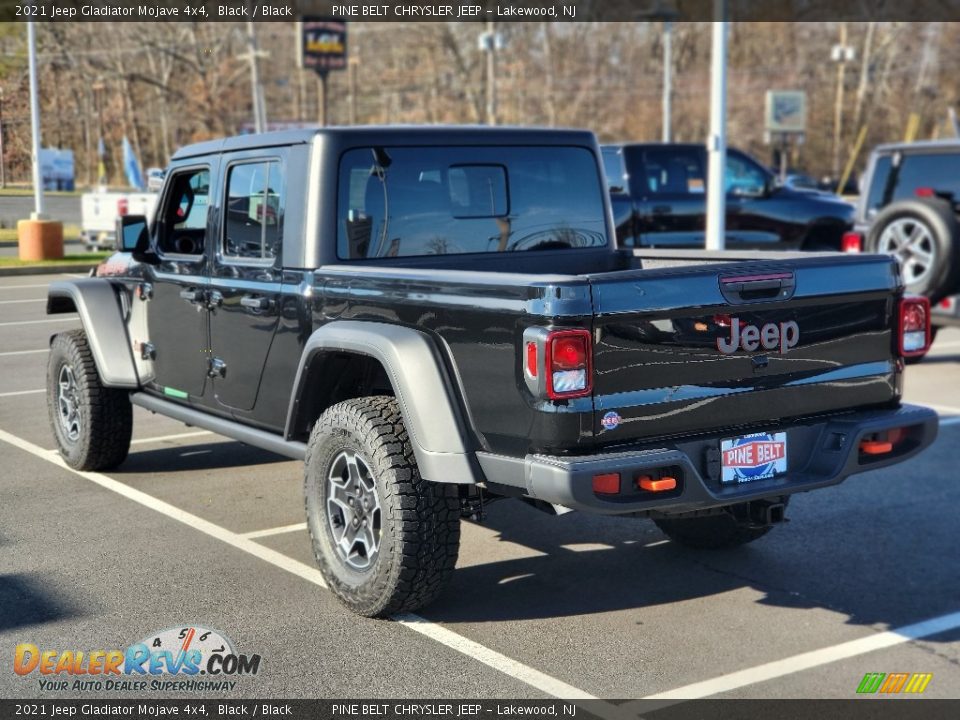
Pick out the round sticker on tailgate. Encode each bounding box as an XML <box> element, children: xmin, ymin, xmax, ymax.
<box><xmin>601</xmin><ymin>411</ymin><xmax>621</xmax><ymax>431</ymax></box>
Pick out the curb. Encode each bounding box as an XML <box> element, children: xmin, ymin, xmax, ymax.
<box><xmin>0</xmin><ymin>264</ymin><xmax>97</xmax><ymax>277</ymax></box>
<box><xmin>0</xmin><ymin>241</ymin><xmax>85</xmax><ymax>248</ymax></box>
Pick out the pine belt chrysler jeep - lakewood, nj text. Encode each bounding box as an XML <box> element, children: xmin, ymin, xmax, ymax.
<box><xmin>45</xmin><ymin>127</ymin><xmax>937</xmax><ymax>617</ymax></box>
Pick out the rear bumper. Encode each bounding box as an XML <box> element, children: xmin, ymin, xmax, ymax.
<box><xmin>476</xmin><ymin>404</ymin><xmax>938</xmax><ymax>515</ymax></box>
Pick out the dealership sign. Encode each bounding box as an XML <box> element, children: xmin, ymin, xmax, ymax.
<box><xmin>298</xmin><ymin>18</ymin><xmax>348</xmax><ymax>75</ymax></box>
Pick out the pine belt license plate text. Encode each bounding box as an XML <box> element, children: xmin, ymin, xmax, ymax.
<box><xmin>721</xmin><ymin>432</ymin><xmax>788</xmax><ymax>484</ymax></box>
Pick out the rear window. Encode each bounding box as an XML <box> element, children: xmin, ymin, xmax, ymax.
<box><xmin>868</xmin><ymin>151</ymin><xmax>960</xmax><ymax>217</ymax></box>
<box><xmin>337</xmin><ymin>146</ymin><xmax>607</xmax><ymax>259</ymax></box>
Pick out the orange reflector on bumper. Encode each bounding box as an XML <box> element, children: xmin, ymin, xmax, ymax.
<box><xmin>860</xmin><ymin>440</ymin><xmax>893</xmax><ymax>455</ymax></box>
<box><xmin>592</xmin><ymin>473</ymin><xmax>620</xmax><ymax>495</ymax></box>
<box><xmin>637</xmin><ymin>476</ymin><xmax>677</xmax><ymax>492</ymax></box>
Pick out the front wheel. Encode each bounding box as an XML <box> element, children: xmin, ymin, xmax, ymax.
<box><xmin>46</xmin><ymin>330</ymin><xmax>133</xmax><ymax>470</ymax></box>
<box><xmin>304</xmin><ymin>396</ymin><xmax>461</xmax><ymax>617</ymax></box>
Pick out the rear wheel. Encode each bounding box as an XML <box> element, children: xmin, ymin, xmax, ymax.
<box><xmin>867</xmin><ymin>199</ymin><xmax>960</xmax><ymax>303</ymax></box>
<box><xmin>653</xmin><ymin>499</ymin><xmax>788</xmax><ymax>549</ymax></box>
<box><xmin>304</xmin><ymin>396</ymin><xmax>461</xmax><ymax>617</ymax></box>
<box><xmin>46</xmin><ymin>330</ymin><xmax>132</xmax><ymax>471</ymax></box>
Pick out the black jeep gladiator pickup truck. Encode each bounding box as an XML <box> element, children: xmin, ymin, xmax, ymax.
<box><xmin>45</xmin><ymin>127</ymin><xmax>937</xmax><ymax>617</ymax></box>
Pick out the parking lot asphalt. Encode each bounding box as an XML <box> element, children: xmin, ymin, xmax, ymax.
<box><xmin>1</xmin><ymin>272</ymin><xmax>958</xmax><ymax>707</ymax></box>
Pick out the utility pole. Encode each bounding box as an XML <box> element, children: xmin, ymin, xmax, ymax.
<box><xmin>705</xmin><ymin>7</ymin><xmax>728</xmax><ymax>251</ymax></box>
<box><xmin>480</xmin><ymin>21</ymin><xmax>499</xmax><ymax>126</ymax></box>
<box><xmin>662</xmin><ymin>20</ymin><xmax>673</xmax><ymax>142</ymax></box>
<box><xmin>831</xmin><ymin>23</ymin><xmax>853</xmax><ymax>180</ymax></box>
<box><xmin>317</xmin><ymin>73</ymin><xmax>328</xmax><ymax>126</ymax></box>
<box><xmin>245</xmin><ymin>20</ymin><xmax>267</xmax><ymax>132</ymax></box>
<box><xmin>348</xmin><ymin>58</ymin><xmax>358</xmax><ymax>125</ymax></box>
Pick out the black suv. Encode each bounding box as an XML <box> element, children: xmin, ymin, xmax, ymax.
<box><xmin>850</xmin><ymin>140</ymin><xmax>960</xmax><ymax>327</ymax></box>
<box><xmin>602</xmin><ymin>143</ymin><xmax>855</xmax><ymax>251</ymax></box>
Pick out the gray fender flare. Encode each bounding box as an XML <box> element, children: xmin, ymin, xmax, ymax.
<box><xmin>286</xmin><ymin>321</ymin><xmax>479</xmax><ymax>484</ymax></box>
<box><xmin>47</xmin><ymin>279</ymin><xmax>139</xmax><ymax>388</ymax></box>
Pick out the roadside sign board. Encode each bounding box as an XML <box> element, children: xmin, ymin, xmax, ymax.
<box><xmin>765</xmin><ymin>90</ymin><xmax>807</xmax><ymax>133</ymax></box>
<box><xmin>298</xmin><ymin>18</ymin><xmax>348</xmax><ymax>75</ymax></box>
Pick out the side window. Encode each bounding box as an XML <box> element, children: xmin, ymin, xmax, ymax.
<box><xmin>157</xmin><ymin>168</ymin><xmax>210</xmax><ymax>257</ymax></box>
<box><xmin>725</xmin><ymin>152</ymin><xmax>769</xmax><ymax>196</ymax></box>
<box><xmin>865</xmin><ymin>155</ymin><xmax>893</xmax><ymax>218</ymax></box>
<box><xmin>223</xmin><ymin>160</ymin><xmax>284</xmax><ymax>261</ymax></box>
<box><xmin>602</xmin><ymin>148</ymin><xmax>627</xmax><ymax>192</ymax></box>
<box><xmin>643</xmin><ymin>148</ymin><xmax>704</xmax><ymax>196</ymax></box>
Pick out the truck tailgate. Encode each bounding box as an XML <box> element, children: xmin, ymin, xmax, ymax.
<box><xmin>589</xmin><ymin>254</ymin><xmax>901</xmax><ymax>444</ymax></box>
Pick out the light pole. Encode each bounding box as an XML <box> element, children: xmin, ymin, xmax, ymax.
<box><xmin>661</xmin><ymin>20</ymin><xmax>674</xmax><ymax>142</ymax></box>
<box><xmin>27</xmin><ymin>21</ymin><xmax>44</xmax><ymax>218</ymax></box>
<box><xmin>704</xmin><ymin>6</ymin><xmax>728</xmax><ymax>251</ymax></box>
<box><xmin>0</xmin><ymin>87</ymin><xmax>6</xmax><ymax>189</ymax></box>
<box><xmin>18</xmin><ymin>20</ymin><xmax>63</xmax><ymax>261</ymax></box>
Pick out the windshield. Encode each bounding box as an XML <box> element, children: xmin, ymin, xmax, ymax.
<box><xmin>337</xmin><ymin>146</ymin><xmax>607</xmax><ymax>259</ymax></box>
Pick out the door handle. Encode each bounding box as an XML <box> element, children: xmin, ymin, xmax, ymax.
<box><xmin>179</xmin><ymin>288</ymin><xmax>204</xmax><ymax>303</ymax></box>
<box><xmin>240</xmin><ymin>294</ymin><xmax>270</xmax><ymax>310</ymax></box>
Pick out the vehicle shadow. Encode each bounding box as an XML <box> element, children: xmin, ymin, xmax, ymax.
<box><xmin>916</xmin><ymin>353</ymin><xmax>960</xmax><ymax>365</ymax></box>
<box><xmin>115</xmin><ymin>441</ymin><xmax>290</xmax><ymax>474</ymax></box>
<box><xmin>0</xmin><ymin>574</ymin><xmax>83</xmax><ymax>632</ymax></box>
<box><xmin>425</xmin><ymin>451</ymin><xmax>960</xmax><ymax>638</ymax></box>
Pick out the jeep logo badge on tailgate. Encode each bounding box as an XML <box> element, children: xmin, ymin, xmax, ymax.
<box><xmin>717</xmin><ymin>319</ymin><xmax>799</xmax><ymax>355</ymax></box>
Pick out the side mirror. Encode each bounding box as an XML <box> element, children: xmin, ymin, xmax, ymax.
<box><xmin>116</xmin><ymin>215</ymin><xmax>158</xmax><ymax>264</ymax></box>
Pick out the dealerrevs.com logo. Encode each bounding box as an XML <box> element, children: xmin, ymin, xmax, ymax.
<box><xmin>14</xmin><ymin>626</ymin><xmax>261</xmax><ymax>693</ymax></box>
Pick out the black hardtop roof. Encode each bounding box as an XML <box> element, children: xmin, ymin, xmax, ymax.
<box><xmin>172</xmin><ymin>125</ymin><xmax>599</xmax><ymax>161</ymax></box>
<box><xmin>871</xmin><ymin>138</ymin><xmax>960</xmax><ymax>156</ymax></box>
<box><xmin>602</xmin><ymin>142</ymin><xmax>703</xmax><ymax>151</ymax></box>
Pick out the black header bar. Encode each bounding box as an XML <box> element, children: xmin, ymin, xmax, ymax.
<box><xmin>5</xmin><ymin>0</ymin><xmax>960</xmax><ymax>22</ymax></box>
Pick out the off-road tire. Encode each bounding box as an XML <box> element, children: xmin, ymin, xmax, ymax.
<box><xmin>304</xmin><ymin>396</ymin><xmax>461</xmax><ymax>617</ymax></box>
<box><xmin>46</xmin><ymin>330</ymin><xmax>133</xmax><ymax>471</ymax></box>
<box><xmin>653</xmin><ymin>500</ymin><xmax>788</xmax><ymax>549</ymax></box>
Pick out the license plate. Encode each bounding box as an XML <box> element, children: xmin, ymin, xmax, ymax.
<box><xmin>720</xmin><ymin>432</ymin><xmax>787</xmax><ymax>484</ymax></box>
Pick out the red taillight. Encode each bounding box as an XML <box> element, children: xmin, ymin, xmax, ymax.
<box><xmin>899</xmin><ymin>296</ymin><xmax>931</xmax><ymax>357</ymax></box>
<box><xmin>525</xmin><ymin>342</ymin><xmax>538</xmax><ymax>378</ymax></box>
<box><xmin>841</xmin><ymin>232</ymin><xmax>863</xmax><ymax>253</ymax></box>
<box><xmin>545</xmin><ymin>329</ymin><xmax>592</xmax><ymax>399</ymax></box>
<box><xmin>117</xmin><ymin>198</ymin><xmax>128</xmax><ymax>217</ymax></box>
<box><xmin>915</xmin><ymin>187</ymin><xmax>935</xmax><ymax>198</ymax></box>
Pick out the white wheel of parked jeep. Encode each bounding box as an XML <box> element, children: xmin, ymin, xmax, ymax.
<box><xmin>304</xmin><ymin>396</ymin><xmax>461</xmax><ymax>617</ymax></box>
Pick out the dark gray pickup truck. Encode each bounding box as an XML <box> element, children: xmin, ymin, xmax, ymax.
<box><xmin>45</xmin><ymin>127</ymin><xmax>937</xmax><ymax>617</ymax></box>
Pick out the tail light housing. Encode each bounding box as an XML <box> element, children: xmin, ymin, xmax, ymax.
<box><xmin>117</xmin><ymin>198</ymin><xmax>129</xmax><ymax>217</ymax></box>
<box><xmin>899</xmin><ymin>296</ymin><xmax>931</xmax><ymax>357</ymax></box>
<box><xmin>841</xmin><ymin>232</ymin><xmax>862</xmax><ymax>253</ymax></box>
<box><xmin>522</xmin><ymin>327</ymin><xmax>593</xmax><ymax>400</ymax></box>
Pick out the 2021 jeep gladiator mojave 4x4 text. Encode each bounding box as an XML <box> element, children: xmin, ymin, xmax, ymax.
<box><xmin>46</xmin><ymin>127</ymin><xmax>937</xmax><ymax>617</ymax></box>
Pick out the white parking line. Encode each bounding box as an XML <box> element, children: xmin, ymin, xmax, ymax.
<box><xmin>0</xmin><ymin>317</ymin><xmax>75</xmax><ymax>327</ymax></box>
<box><xmin>0</xmin><ymin>349</ymin><xmax>48</xmax><ymax>357</ymax></box>
<box><xmin>243</xmin><ymin>522</ymin><xmax>308</xmax><ymax>539</ymax></box>
<box><xmin>0</xmin><ymin>389</ymin><xmax>44</xmax><ymax>398</ymax></box>
<box><xmin>640</xmin><ymin>610</ymin><xmax>960</xmax><ymax>700</ymax></box>
<box><xmin>0</xmin><ymin>426</ymin><xmax>599</xmax><ymax>703</ymax></box>
<box><xmin>0</xmin><ymin>284</ymin><xmax>51</xmax><ymax>290</ymax></box>
<box><xmin>0</xmin><ymin>298</ymin><xmax>44</xmax><ymax>304</ymax></box>
<box><xmin>129</xmin><ymin>430</ymin><xmax>213</xmax><ymax>446</ymax></box>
